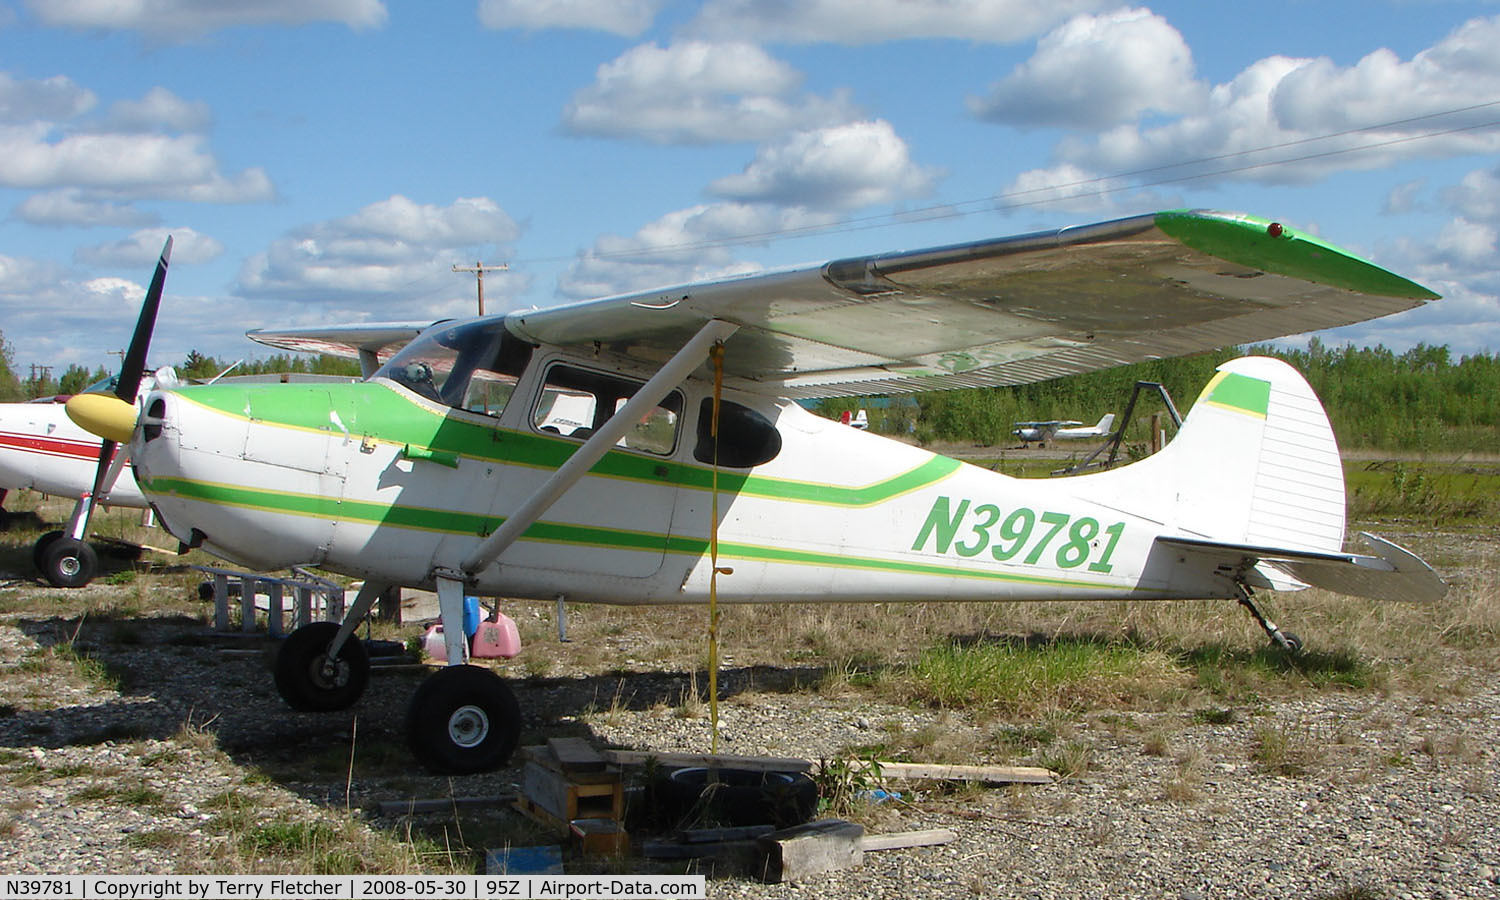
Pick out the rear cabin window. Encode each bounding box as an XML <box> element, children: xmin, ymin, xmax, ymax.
<box><xmin>694</xmin><ymin>398</ymin><xmax>782</xmax><ymax>468</ymax></box>
<box><xmin>532</xmin><ymin>365</ymin><xmax>682</xmax><ymax>456</ymax></box>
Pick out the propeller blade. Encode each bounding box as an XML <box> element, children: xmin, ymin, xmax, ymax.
<box><xmin>87</xmin><ymin>439</ymin><xmax>118</xmax><ymax>506</ymax></box>
<box><xmin>115</xmin><ymin>236</ymin><xmax>173</xmax><ymax>405</ymax></box>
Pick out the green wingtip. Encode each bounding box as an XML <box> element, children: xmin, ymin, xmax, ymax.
<box><xmin>1155</xmin><ymin>210</ymin><xmax>1441</xmax><ymax>301</ymax></box>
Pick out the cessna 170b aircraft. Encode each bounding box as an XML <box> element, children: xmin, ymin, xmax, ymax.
<box><xmin>65</xmin><ymin>210</ymin><xmax>1447</xmax><ymax>774</ymax></box>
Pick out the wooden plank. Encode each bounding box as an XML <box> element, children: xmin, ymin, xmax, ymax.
<box><xmin>376</xmin><ymin>794</ymin><xmax>515</xmax><ymax>816</ymax></box>
<box><xmin>548</xmin><ymin>736</ymin><xmax>607</xmax><ymax>772</ymax></box>
<box><xmin>757</xmin><ymin>819</ymin><xmax>865</xmax><ymax>883</ymax></box>
<box><xmin>860</xmin><ymin>828</ymin><xmax>957</xmax><ymax>852</ymax></box>
<box><xmin>857</xmin><ymin>761</ymin><xmax>1056</xmax><ymax>784</ymax></box>
<box><xmin>602</xmin><ymin>749</ymin><xmax>815</xmax><ymax>774</ymax></box>
<box><xmin>601</xmin><ymin>749</ymin><xmax>1054</xmax><ymax>783</ymax></box>
<box><xmin>679</xmin><ymin>824</ymin><xmax>775</xmax><ymax>843</ymax></box>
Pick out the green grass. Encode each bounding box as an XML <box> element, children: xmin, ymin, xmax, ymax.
<box><xmin>900</xmin><ymin>636</ymin><xmax>1182</xmax><ymax>714</ymax></box>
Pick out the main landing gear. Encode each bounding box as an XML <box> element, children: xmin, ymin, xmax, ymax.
<box><xmin>33</xmin><ymin>530</ymin><xmax>99</xmax><ymax>589</ymax></box>
<box><xmin>271</xmin><ymin>580</ymin><xmax>523</xmax><ymax>774</ymax></box>
<box><xmin>1236</xmin><ymin>585</ymin><xmax>1303</xmax><ymax>655</ymax></box>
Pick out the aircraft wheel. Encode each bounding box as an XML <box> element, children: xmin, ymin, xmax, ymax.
<box><xmin>33</xmin><ymin>530</ymin><xmax>65</xmax><ymax>572</ymax></box>
<box><xmin>407</xmin><ymin>665</ymin><xmax>520</xmax><ymax>774</ymax></box>
<box><xmin>274</xmin><ymin>622</ymin><xmax>370</xmax><ymax>712</ymax></box>
<box><xmin>1278</xmin><ymin>632</ymin><xmax>1304</xmax><ymax>656</ymax></box>
<box><xmin>41</xmin><ymin>538</ymin><xmax>97</xmax><ymax>588</ymax></box>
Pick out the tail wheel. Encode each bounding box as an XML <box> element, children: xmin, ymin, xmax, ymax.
<box><xmin>407</xmin><ymin>665</ymin><xmax>520</xmax><ymax>774</ymax></box>
<box><xmin>42</xmin><ymin>538</ymin><xmax>98</xmax><ymax>588</ymax></box>
<box><xmin>274</xmin><ymin>622</ymin><xmax>370</xmax><ymax>711</ymax></box>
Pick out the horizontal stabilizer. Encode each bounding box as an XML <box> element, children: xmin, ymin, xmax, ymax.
<box><xmin>1157</xmin><ymin>532</ymin><xmax>1445</xmax><ymax>604</ymax></box>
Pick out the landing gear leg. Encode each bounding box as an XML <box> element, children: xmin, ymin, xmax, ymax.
<box><xmin>1236</xmin><ymin>586</ymin><xmax>1302</xmax><ymax>655</ymax></box>
<box><xmin>405</xmin><ymin>574</ymin><xmax>522</xmax><ymax>773</ymax></box>
<box><xmin>273</xmin><ymin>580</ymin><xmax>386</xmax><ymax>711</ymax></box>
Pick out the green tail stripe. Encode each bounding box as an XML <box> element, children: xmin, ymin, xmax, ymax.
<box><xmin>1206</xmin><ymin>372</ymin><xmax>1271</xmax><ymax>417</ymax></box>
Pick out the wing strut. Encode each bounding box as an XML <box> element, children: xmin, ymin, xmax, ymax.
<box><xmin>456</xmin><ymin>318</ymin><xmax>740</xmax><ymax>578</ymax></box>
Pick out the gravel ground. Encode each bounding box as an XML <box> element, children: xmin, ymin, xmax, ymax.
<box><xmin>2</xmin><ymin>580</ymin><xmax>1498</xmax><ymax>898</ymax></box>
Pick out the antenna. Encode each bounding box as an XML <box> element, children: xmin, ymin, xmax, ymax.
<box><xmin>451</xmin><ymin>261</ymin><xmax>508</xmax><ymax>316</ymax></box>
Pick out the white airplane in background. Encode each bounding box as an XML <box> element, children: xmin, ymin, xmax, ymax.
<box><xmin>65</xmin><ymin>210</ymin><xmax>1447</xmax><ymax>775</ymax></box>
<box><xmin>0</xmin><ymin>372</ymin><xmax>170</xmax><ymax>586</ymax></box>
<box><xmin>1013</xmin><ymin>413</ymin><xmax>1116</xmax><ymax>447</ymax></box>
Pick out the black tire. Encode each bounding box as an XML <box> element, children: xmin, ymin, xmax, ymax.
<box><xmin>406</xmin><ymin>665</ymin><xmax>521</xmax><ymax>774</ymax></box>
<box><xmin>1279</xmin><ymin>632</ymin><xmax>1304</xmax><ymax>655</ymax></box>
<box><xmin>657</xmin><ymin>767</ymin><xmax>819</xmax><ymax>828</ymax></box>
<box><xmin>33</xmin><ymin>530</ymin><xmax>65</xmax><ymax>573</ymax></box>
<box><xmin>41</xmin><ymin>538</ymin><xmax>98</xmax><ymax>588</ymax></box>
<box><xmin>274</xmin><ymin>622</ymin><xmax>370</xmax><ymax>712</ymax></box>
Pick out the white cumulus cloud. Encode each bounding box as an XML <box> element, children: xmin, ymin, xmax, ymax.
<box><xmin>0</xmin><ymin>73</ymin><xmax>96</xmax><ymax>122</ymax></box>
<box><xmin>24</xmin><ymin>0</ymin><xmax>388</xmax><ymax>40</ymax></box>
<box><xmin>969</xmin><ymin>8</ymin><xmax>1203</xmax><ymax>129</ymax></box>
<box><xmin>562</xmin><ymin>42</ymin><xmax>858</xmax><ymax>144</ymax></box>
<box><xmin>1022</xmin><ymin>15</ymin><xmax>1500</xmax><ymax>195</ymax></box>
<box><xmin>14</xmin><ymin>189</ymin><xmax>160</xmax><ymax>227</ymax></box>
<box><xmin>478</xmin><ymin>0</ymin><xmax>664</xmax><ymax>36</ymax></box>
<box><xmin>688</xmin><ymin>0</ymin><xmax>1111</xmax><ymax>45</ymax></box>
<box><xmin>558</xmin><ymin>202</ymin><xmax>829</xmax><ymax>300</ymax></box>
<box><xmin>708</xmin><ymin>120</ymin><xmax>939</xmax><ymax>211</ymax></box>
<box><xmin>75</xmin><ymin>227</ymin><xmax>224</xmax><ymax>267</ymax></box>
<box><xmin>236</xmin><ymin>195</ymin><xmax>522</xmax><ymax>304</ymax></box>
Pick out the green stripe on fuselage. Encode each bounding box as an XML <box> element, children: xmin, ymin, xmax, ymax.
<box><xmin>142</xmin><ymin>474</ymin><xmax>1115</xmax><ymax>592</ymax></box>
<box><xmin>171</xmin><ymin>383</ymin><xmax>959</xmax><ymax>506</ymax></box>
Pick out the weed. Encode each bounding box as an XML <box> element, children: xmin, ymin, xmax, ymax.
<box><xmin>1142</xmin><ymin>730</ymin><xmax>1171</xmax><ymax>757</ymax></box>
<box><xmin>68</xmin><ymin>784</ymin><xmax>169</xmax><ymax>810</ymax></box>
<box><xmin>814</xmin><ymin>754</ymin><xmax>885</xmax><ymax>820</ymax></box>
<box><xmin>1037</xmin><ymin>740</ymin><xmax>1094</xmax><ymax>779</ymax></box>
<box><xmin>1191</xmin><ymin>707</ymin><xmax>1237</xmax><ymax>725</ymax></box>
<box><xmin>1251</xmin><ymin>722</ymin><xmax>1326</xmax><ymax>777</ymax></box>
<box><xmin>126</xmin><ymin>830</ymin><xmax>189</xmax><ymax>851</ymax></box>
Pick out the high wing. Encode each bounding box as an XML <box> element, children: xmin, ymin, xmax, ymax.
<box><xmin>249</xmin><ymin>210</ymin><xmax>1437</xmax><ymax>399</ymax></box>
<box><xmin>247</xmin><ymin>321</ymin><xmax>434</xmax><ymax>377</ymax></box>
<box><xmin>1014</xmin><ymin>420</ymin><xmax>1082</xmax><ymax>428</ymax></box>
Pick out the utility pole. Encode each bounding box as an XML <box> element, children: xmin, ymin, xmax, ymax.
<box><xmin>451</xmin><ymin>261</ymin><xmax>508</xmax><ymax>316</ymax></box>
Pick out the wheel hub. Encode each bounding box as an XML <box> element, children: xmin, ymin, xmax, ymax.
<box><xmin>57</xmin><ymin>554</ymin><xmax>81</xmax><ymax>578</ymax></box>
<box><xmin>447</xmin><ymin>704</ymin><xmax>490</xmax><ymax>748</ymax></box>
<box><xmin>313</xmin><ymin>656</ymin><xmax>350</xmax><ymax>689</ymax></box>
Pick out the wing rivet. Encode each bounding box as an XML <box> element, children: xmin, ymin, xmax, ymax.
<box><xmin>1267</xmin><ymin>222</ymin><xmax>1285</xmax><ymax>238</ymax></box>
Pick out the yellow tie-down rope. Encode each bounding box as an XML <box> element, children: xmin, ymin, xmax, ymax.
<box><xmin>707</xmin><ymin>341</ymin><xmax>728</xmax><ymax>755</ymax></box>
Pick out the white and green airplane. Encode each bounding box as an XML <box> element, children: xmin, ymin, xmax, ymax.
<box><xmin>66</xmin><ymin>210</ymin><xmax>1446</xmax><ymax>774</ymax></box>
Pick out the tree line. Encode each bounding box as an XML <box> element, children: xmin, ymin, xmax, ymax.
<box><xmin>3</xmin><ymin>329</ymin><xmax>1494</xmax><ymax>452</ymax></box>
<box><xmin>819</xmin><ymin>339</ymin><xmax>1500</xmax><ymax>453</ymax></box>
<box><xmin>0</xmin><ymin>333</ymin><xmax>360</xmax><ymax>402</ymax></box>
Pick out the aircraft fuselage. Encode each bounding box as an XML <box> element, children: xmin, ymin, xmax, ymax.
<box><xmin>129</xmin><ymin>341</ymin><xmax>1229</xmax><ymax>607</ymax></box>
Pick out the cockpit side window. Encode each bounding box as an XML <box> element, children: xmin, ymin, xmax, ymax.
<box><xmin>694</xmin><ymin>398</ymin><xmax>782</xmax><ymax>468</ymax></box>
<box><xmin>376</xmin><ymin>321</ymin><xmax>534</xmax><ymax>418</ymax></box>
<box><xmin>532</xmin><ymin>364</ymin><xmax>682</xmax><ymax>456</ymax></box>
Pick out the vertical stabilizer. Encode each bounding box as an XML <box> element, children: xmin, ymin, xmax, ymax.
<box><xmin>1077</xmin><ymin>356</ymin><xmax>1345</xmax><ymax>553</ymax></box>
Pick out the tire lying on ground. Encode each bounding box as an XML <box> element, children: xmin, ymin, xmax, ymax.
<box><xmin>655</xmin><ymin>766</ymin><xmax>819</xmax><ymax>828</ymax></box>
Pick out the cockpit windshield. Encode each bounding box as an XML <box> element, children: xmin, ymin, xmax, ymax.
<box><xmin>374</xmin><ymin>320</ymin><xmax>534</xmax><ymax>417</ymax></box>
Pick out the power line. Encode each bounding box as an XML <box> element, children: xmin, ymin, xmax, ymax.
<box><xmin>509</xmin><ymin>101</ymin><xmax>1500</xmax><ymax>266</ymax></box>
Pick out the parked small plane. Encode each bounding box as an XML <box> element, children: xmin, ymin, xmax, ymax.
<box><xmin>65</xmin><ymin>210</ymin><xmax>1447</xmax><ymax>774</ymax></box>
<box><xmin>0</xmin><ymin>371</ymin><xmax>171</xmax><ymax>586</ymax></box>
<box><xmin>1013</xmin><ymin>413</ymin><xmax>1116</xmax><ymax>447</ymax></box>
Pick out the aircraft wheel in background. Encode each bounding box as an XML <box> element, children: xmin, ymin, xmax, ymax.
<box><xmin>406</xmin><ymin>665</ymin><xmax>520</xmax><ymax>774</ymax></box>
<box><xmin>32</xmin><ymin>530</ymin><xmax>65</xmax><ymax>573</ymax></box>
<box><xmin>41</xmin><ymin>538</ymin><xmax>97</xmax><ymax>588</ymax></box>
<box><xmin>274</xmin><ymin>621</ymin><xmax>370</xmax><ymax>712</ymax></box>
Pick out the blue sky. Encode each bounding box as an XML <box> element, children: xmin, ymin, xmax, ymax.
<box><xmin>1</xmin><ymin>0</ymin><xmax>1498</xmax><ymax>373</ymax></box>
